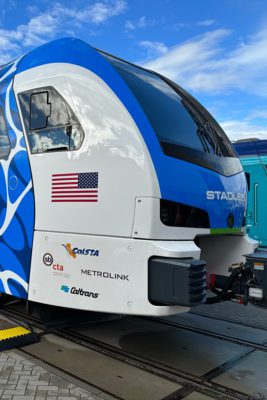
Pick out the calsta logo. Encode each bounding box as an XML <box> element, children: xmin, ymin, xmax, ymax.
<box><xmin>62</xmin><ymin>243</ymin><xmax>76</xmax><ymax>259</ymax></box>
<box><xmin>62</xmin><ymin>243</ymin><xmax>99</xmax><ymax>258</ymax></box>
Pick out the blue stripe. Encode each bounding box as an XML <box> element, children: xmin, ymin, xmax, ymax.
<box><xmin>234</xmin><ymin>140</ymin><xmax>267</xmax><ymax>157</ymax></box>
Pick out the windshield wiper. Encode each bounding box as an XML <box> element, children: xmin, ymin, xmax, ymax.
<box><xmin>182</xmin><ymin>99</ymin><xmax>222</xmax><ymax>156</ymax></box>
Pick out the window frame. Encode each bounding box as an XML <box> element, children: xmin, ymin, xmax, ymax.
<box><xmin>29</xmin><ymin>90</ymin><xmax>51</xmax><ymax>131</ymax></box>
<box><xmin>18</xmin><ymin>86</ymin><xmax>85</xmax><ymax>155</ymax></box>
<box><xmin>0</xmin><ymin>106</ymin><xmax>11</xmax><ymax>161</ymax></box>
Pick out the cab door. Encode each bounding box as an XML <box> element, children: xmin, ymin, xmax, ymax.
<box><xmin>0</xmin><ymin>62</ymin><xmax>34</xmax><ymax>298</ymax></box>
<box><xmin>245</xmin><ymin>155</ymin><xmax>267</xmax><ymax>246</ymax></box>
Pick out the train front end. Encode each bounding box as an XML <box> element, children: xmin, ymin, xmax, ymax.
<box><xmin>102</xmin><ymin>54</ymin><xmax>260</xmax><ymax>311</ymax></box>
<box><xmin>12</xmin><ymin>38</ymin><xmax>262</xmax><ymax>315</ymax></box>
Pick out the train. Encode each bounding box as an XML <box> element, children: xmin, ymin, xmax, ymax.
<box><xmin>234</xmin><ymin>139</ymin><xmax>267</xmax><ymax>246</ymax></box>
<box><xmin>0</xmin><ymin>37</ymin><xmax>266</xmax><ymax>317</ymax></box>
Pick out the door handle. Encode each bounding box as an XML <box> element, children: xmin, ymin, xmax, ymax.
<box><xmin>254</xmin><ymin>183</ymin><xmax>258</xmax><ymax>225</ymax></box>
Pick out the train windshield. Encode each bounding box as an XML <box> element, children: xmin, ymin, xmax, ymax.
<box><xmin>100</xmin><ymin>52</ymin><xmax>236</xmax><ymax>165</ymax></box>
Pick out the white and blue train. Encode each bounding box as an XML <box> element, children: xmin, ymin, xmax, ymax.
<box><xmin>0</xmin><ymin>37</ymin><xmax>265</xmax><ymax>316</ymax></box>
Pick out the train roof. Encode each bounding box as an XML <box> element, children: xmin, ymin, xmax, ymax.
<box><xmin>0</xmin><ymin>37</ymin><xmax>153</xmax><ymax>80</ymax></box>
<box><xmin>234</xmin><ymin>139</ymin><xmax>267</xmax><ymax>157</ymax></box>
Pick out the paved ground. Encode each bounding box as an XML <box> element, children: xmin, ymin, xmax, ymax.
<box><xmin>1</xmin><ymin>299</ymin><xmax>267</xmax><ymax>399</ymax></box>
<box><xmin>192</xmin><ymin>301</ymin><xmax>267</xmax><ymax>330</ymax></box>
<box><xmin>0</xmin><ymin>350</ymin><xmax>115</xmax><ymax>400</ymax></box>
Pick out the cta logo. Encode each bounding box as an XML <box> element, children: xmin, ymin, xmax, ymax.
<box><xmin>61</xmin><ymin>285</ymin><xmax>99</xmax><ymax>298</ymax></box>
<box><xmin>43</xmin><ymin>254</ymin><xmax>68</xmax><ymax>276</ymax></box>
<box><xmin>53</xmin><ymin>263</ymin><xmax>64</xmax><ymax>272</ymax></box>
<box><xmin>62</xmin><ymin>243</ymin><xmax>99</xmax><ymax>258</ymax></box>
<box><xmin>43</xmin><ymin>253</ymin><xmax>53</xmax><ymax>266</ymax></box>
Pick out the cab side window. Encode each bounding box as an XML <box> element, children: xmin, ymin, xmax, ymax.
<box><xmin>18</xmin><ymin>87</ymin><xmax>84</xmax><ymax>154</ymax></box>
<box><xmin>0</xmin><ymin>107</ymin><xmax>11</xmax><ymax>160</ymax></box>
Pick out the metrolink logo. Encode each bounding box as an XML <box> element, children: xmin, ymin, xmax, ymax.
<box><xmin>61</xmin><ymin>285</ymin><xmax>99</xmax><ymax>298</ymax></box>
<box><xmin>62</xmin><ymin>243</ymin><xmax>99</xmax><ymax>258</ymax></box>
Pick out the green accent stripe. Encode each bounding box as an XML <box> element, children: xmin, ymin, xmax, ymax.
<box><xmin>211</xmin><ymin>228</ymin><xmax>242</xmax><ymax>235</ymax></box>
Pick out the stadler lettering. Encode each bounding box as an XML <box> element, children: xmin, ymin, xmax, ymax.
<box><xmin>206</xmin><ymin>191</ymin><xmax>246</xmax><ymax>201</ymax></box>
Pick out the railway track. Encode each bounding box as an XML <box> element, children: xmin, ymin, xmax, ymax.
<box><xmin>0</xmin><ymin>301</ymin><xmax>265</xmax><ymax>400</ymax></box>
<box><xmin>146</xmin><ymin>316</ymin><xmax>267</xmax><ymax>353</ymax></box>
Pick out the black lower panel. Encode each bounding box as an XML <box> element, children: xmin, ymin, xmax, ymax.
<box><xmin>148</xmin><ymin>257</ymin><xmax>206</xmax><ymax>307</ymax></box>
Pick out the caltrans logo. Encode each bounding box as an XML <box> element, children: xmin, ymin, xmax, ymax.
<box><xmin>61</xmin><ymin>285</ymin><xmax>99</xmax><ymax>298</ymax></box>
<box><xmin>62</xmin><ymin>243</ymin><xmax>99</xmax><ymax>258</ymax></box>
<box><xmin>61</xmin><ymin>285</ymin><xmax>70</xmax><ymax>293</ymax></box>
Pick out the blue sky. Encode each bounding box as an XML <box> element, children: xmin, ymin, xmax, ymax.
<box><xmin>1</xmin><ymin>0</ymin><xmax>267</xmax><ymax>141</ymax></box>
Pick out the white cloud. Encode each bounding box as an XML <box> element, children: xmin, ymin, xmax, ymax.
<box><xmin>143</xmin><ymin>29</ymin><xmax>230</xmax><ymax>82</ymax></box>
<box><xmin>141</xmin><ymin>27</ymin><xmax>267</xmax><ymax>141</ymax></box>
<box><xmin>139</xmin><ymin>40</ymin><xmax>168</xmax><ymax>57</ymax></box>
<box><xmin>86</xmin><ymin>0</ymin><xmax>126</xmax><ymax>24</ymax></box>
<box><xmin>0</xmin><ymin>36</ymin><xmax>20</xmax><ymax>64</ymax></box>
<box><xmin>197</xmin><ymin>19</ymin><xmax>216</xmax><ymax>27</ymax></box>
<box><xmin>0</xmin><ymin>13</ymin><xmax>60</xmax><ymax>62</ymax></box>
<box><xmin>246</xmin><ymin>110</ymin><xmax>267</xmax><ymax>121</ymax></box>
<box><xmin>0</xmin><ymin>0</ymin><xmax>127</xmax><ymax>64</ymax></box>
<box><xmin>53</xmin><ymin>0</ymin><xmax>127</xmax><ymax>25</ymax></box>
<box><xmin>173</xmin><ymin>22</ymin><xmax>190</xmax><ymax>31</ymax></box>
<box><xmin>220</xmin><ymin>119</ymin><xmax>267</xmax><ymax>141</ymax></box>
<box><xmin>142</xmin><ymin>26</ymin><xmax>267</xmax><ymax>98</ymax></box>
<box><xmin>125</xmin><ymin>16</ymin><xmax>155</xmax><ymax>31</ymax></box>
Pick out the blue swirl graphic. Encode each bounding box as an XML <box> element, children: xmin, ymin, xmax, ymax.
<box><xmin>0</xmin><ymin>61</ymin><xmax>34</xmax><ymax>298</ymax></box>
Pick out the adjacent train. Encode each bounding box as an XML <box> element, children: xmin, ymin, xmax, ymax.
<box><xmin>234</xmin><ymin>139</ymin><xmax>267</xmax><ymax>246</ymax></box>
<box><xmin>0</xmin><ymin>37</ymin><xmax>264</xmax><ymax>316</ymax></box>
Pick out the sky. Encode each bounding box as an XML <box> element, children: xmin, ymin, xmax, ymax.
<box><xmin>0</xmin><ymin>0</ymin><xmax>267</xmax><ymax>141</ymax></box>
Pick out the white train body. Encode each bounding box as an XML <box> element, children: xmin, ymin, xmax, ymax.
<box><xmin>0</xmin><ymin>38</ymin><xmax>257</xmax><ymax>316</ymax></box>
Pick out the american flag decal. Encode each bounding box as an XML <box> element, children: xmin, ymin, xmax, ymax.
<box><xmin>51</xmin><ymin>172</ymin><xmax>98</xmax><ymax>202</ymax></box>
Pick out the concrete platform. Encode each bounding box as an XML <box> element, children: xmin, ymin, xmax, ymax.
<box><xmin>183</xmin><ymin>393</ymin><xmax>215</xmax><ymax>400</ymax></box>
<box><xmin>162</xmin><ymin>311</ymin><xmax>267</xmax><ymax>345</ymax></box>
<box><xmin>22</xmin><ymin>333</ymin><xmax>181</xmax><ymax>400</ymax></box>
<box><xmin>66</xmin><ymin>311</ymin><xmax>267</xmax><ymax>399</ymax></box>
<box><xmin>212</xmin><ymin>350</ymin><xmax>267</xmax><ymax>398</ymax></box>
<box><xmin>71</xmin><ymin>317</ymin><xmax>248</xmax><ymax>377</ymax></box>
